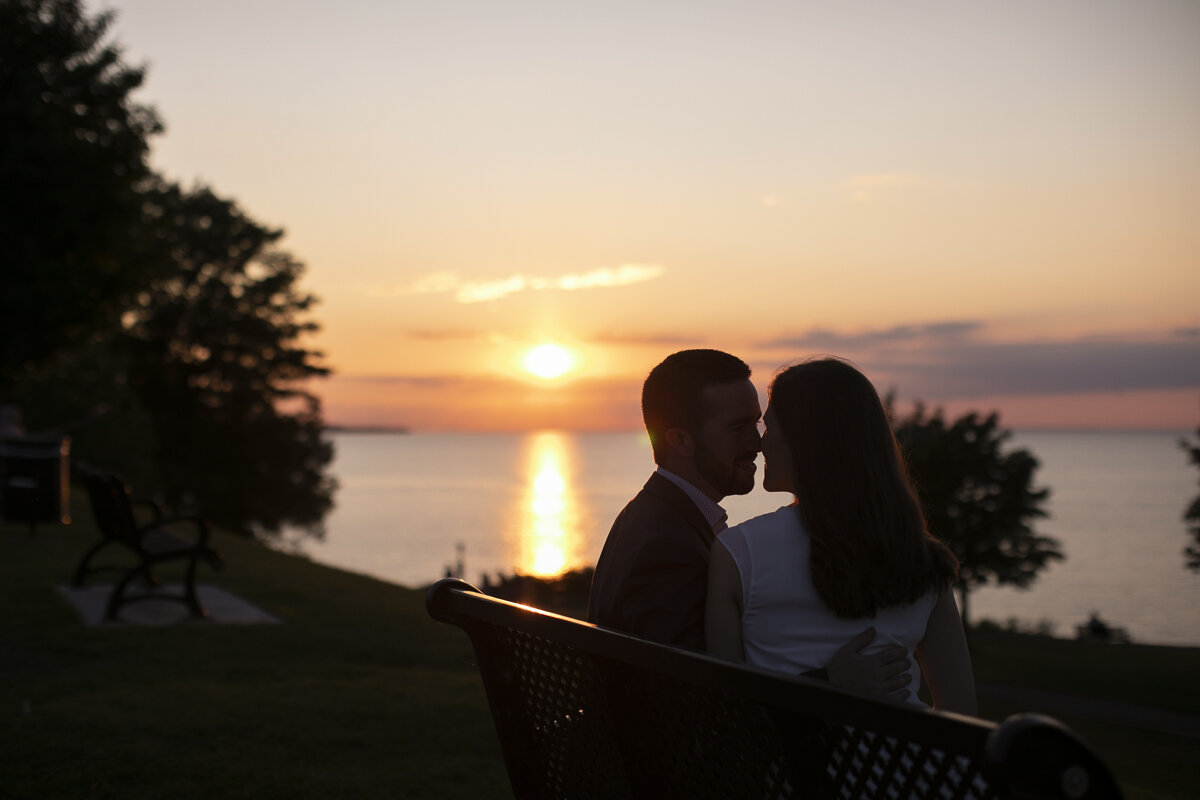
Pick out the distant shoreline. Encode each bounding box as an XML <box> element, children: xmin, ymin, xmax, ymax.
<box><xmin>324</xmin><ymin>425</ymin><xmax>410</xmax><ymax>435</ymax></box>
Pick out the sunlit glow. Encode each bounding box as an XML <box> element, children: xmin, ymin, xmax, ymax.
<box><xmin>530</xmin><ymin>539</ymin><xmax>567</xmax><ymax>576</ymax></box>
<box><xmin>522</xmin><ymin>343</ymin><xmax>574</xmax><ymax>379</ymax></box>
<box><xmin>531</xmin><ymin>469</ymin><xmax>566</xmax><ymax>516</ymax></box>
<box><xmin>519</xmin><ymin>432</ymin><xmax>579</xmax><ymax>577</ymax></box>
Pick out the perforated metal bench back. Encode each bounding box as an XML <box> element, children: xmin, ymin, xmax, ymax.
<box><xmin>427</xmin><ymin>579</ymin><xmax>1123</xmax><ymax>800</ymax></box>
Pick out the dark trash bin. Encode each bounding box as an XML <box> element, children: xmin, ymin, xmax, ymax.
<box><xmin>0</xmin><ymin>435</ymin><xmax>71</xmax><ymax>534</ymax></box>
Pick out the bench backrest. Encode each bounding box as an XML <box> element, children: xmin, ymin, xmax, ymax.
<box><xmin>77</xmin><ymin>467</ymin><xmax>142</xmax><ymax>546</ymax></box>
<box><xmin>427</xmin><ymin>578</ymin><xmax>1123</xmax><ymax>800</ymax></box>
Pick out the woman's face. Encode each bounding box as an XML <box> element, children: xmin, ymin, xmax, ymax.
<box><xmin>760</xmin><ymin>404</ymin><xmax>795</xmax><ymax>494</ymax></box>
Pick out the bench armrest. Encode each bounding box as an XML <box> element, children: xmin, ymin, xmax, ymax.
<box><xmin>986</xmin><ymin>713</ymin><xmax>1124</xmax><ymax>799</ymax></box>
<box><xmin>132</xmin><ymin>497</ymin><xmax>165</xmax><ymax>523</ymax></box>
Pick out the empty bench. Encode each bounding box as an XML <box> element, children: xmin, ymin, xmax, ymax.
<box><xmin>427</xmin><ymin>578</ymin><xmax>1123</xmax><ymax>800</ymax></box>
<box><xmin>73</xmin><ymin>466</ymin><xmax>222</xmax><ymax>621</ymax></box>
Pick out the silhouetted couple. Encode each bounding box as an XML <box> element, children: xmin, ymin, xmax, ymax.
<box><xmin>588</xmin><ymin>349</ymin><xmax>975</xmax><ymax>712</ymax></box>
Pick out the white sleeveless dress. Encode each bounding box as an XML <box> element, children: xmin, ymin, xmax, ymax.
<box><xmin>716</xmin><ymin>506</ymin><xmax>936</xmax><ymax>705</ymax></box>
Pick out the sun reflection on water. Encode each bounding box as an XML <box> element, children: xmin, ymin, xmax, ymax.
<box><xmin>520</xmin><ymin>432</ymin><xmax>580</xmax><ymax>577</ymax></box>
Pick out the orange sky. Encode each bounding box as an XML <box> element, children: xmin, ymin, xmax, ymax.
<box><xmin>95</xmin><ymin>0</ymin><xmax>1200</xmax><ymax>430</ymax></box>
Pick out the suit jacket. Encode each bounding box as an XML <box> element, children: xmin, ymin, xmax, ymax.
<box><xmin>587</xmin><ymin>472</ymin><xmax>716</xmax><ymax>650</ymax></box>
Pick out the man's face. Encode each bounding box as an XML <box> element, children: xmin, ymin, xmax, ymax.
<box><xmin>691</xmin><ymin>379</ymin><xmax>762</xmax><ymax>501</ymax></box>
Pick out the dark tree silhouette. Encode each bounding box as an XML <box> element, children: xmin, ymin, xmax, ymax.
<box><xmin>1181</xmin><ymin>428</ymin><xmax>1200</xmax><ymax>572</ymax></box>
<box><xmin>890</xmin><ymin>401</ymin><xmax>1060</xmax><ymax>628</ymax></box>
<box><xmin>9</xmin><ymin>335</ymin><xmax>161</xmax><ymax>489</ymax></box>
<box><xmin>0</xmin><ymin>0</ymin><xmax>163</xmax><ymax>393</ymax></box>
<box><xmin>3</xmin><ymin>2</ymin><xmax>335</xmax><ymax>539</ymax></box>
<box><xmin>123</xmin><ymin>180</ymin><xmax>336</xmax><ymax>538</ymax></box>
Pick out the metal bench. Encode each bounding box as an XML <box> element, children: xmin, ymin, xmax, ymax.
<box><xmin>427</xmin><ymin>578</ymin><xmax>1123</xmax><ymax>799</ymax></box>
<box><xmin>72</xmin><ymin>466</ymin><xmax>222</xmax><ymax>621</ymax></box>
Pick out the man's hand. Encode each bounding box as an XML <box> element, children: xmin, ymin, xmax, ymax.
<box><xmin>827</xmin><ymin>628</ymin><xmax>912</xmax><ymax>699</ymax></box>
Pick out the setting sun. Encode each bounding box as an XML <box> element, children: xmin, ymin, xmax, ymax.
<box><xmin>522</xmin><ymin>343</ymin><xmax>575</xmax><ymax>380</ymax></box>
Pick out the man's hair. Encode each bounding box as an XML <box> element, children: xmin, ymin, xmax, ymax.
<box><xmin>768</xmin><ymin>357</ymin><xmax>958</xmax><ymax>618</ymax></box>
<box><xmin>641</xmin><ymin>349</ymin><xmax>751</xmax><ymax>464</ymax></box>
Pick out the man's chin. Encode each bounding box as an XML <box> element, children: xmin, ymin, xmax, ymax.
<box><xmin>726</xmin><ymin>473</ymin><xmax>757</xmax><ymax>496</ymax></box>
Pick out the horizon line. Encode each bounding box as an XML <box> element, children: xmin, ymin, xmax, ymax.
<box><xmin>323</xmin><ymin>423</ymin><xmax>1196</xmax><ymax>435</ymax></box>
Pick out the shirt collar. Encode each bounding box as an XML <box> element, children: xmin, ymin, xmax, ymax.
<box><xmin>656</xmin><ymin>467</ymin><xmax>728</xmax><ymax>533</ymax></box>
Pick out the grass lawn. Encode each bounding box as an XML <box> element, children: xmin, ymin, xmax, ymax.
<box><xmin>969</xmin><ymin>631</ymin><xmax>1200</xmax><ymax>799</ymax></box>
<box><xmin>1</xmin><ymin>508</ymin><xmax>510</xmax><ymax>799</ymax></box>
<box><xmin>3</xmin><ymin>498</ymin><xmax>1198</xmax><ymax>798</ymax></box>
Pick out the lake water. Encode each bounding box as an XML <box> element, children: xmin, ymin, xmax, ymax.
<box><xmin>289</xmin><ymin>430</ymin><xmax>1200</xmax><ymax>647</ymax></box>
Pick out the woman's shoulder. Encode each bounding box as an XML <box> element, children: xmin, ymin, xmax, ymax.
<box><xmin>722</xmin><ymin>505</ymin><xmax>802</xmax><ymax>542</ymax></box>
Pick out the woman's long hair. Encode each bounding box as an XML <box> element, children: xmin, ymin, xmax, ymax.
<box><xmin>769</xmin><ymin>358</ymin><xmax>957</xmax><ymax>618</ymax></box>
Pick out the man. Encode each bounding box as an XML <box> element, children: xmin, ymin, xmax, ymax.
<box><xmin>588</xmin><ymin>349</ymin><xmax>911</xmax><ymax>693</ymax></box>
<box><xmin>589</xmin><ymin>349</ymin><xmax>759</xmax><ymax>646</ymax></box>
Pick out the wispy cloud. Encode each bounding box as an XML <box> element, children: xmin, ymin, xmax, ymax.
<box><xmin>404</xmin><ymin>329</ymin><xmax>495</xmax><ymax>342</ymax></box>
<box><xmin>386</xmin><ymin>271</ymin><xmax>461</xmax><ymax>296</ymax></box>
<box><xmin>333</xmin><ymin>374</ymin><xmax>465</xmax><ymax>389</ymax></box>
<box><xmin>456</xmin><ymin>275</ymin><xmax>529</xmax><ymax>303</ymax></box>
<box><xmin>369</xmin><ymin>264</ymin><xmax>665</xmax><ymax>303</ymax></box>
<box><xmin>592</xmin><ymin>331</ymin><xmax>710</xmax><ymax>347</ymax></box>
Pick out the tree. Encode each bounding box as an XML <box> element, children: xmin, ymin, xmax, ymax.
<box><xmin>10</xmin><ymin>334</ymin><xmax>161</xmax><ymax>490</ymax></box>
<box><xmin>3</xmin><ymin>1</ymin><xmax>335</xmax><ymax>539</ymax></box>
<box><xmin>121</xmin><ymin>180</ymin><xmax>336</xmax><ymax>538</ymax></box>
<box><xmin>890</xmin><ymin>402</ymin><xmax>1060</xmax><ymax>628</ymax></box>
<box><xmin>1181</xmin><ymin>428</ymin><xmax>1200</xmax><ymax>572</ymax></box>
<box><xmin>0</xmin><ymin>0</ymin><xmax>163</xmax><ymax>393</ymax></box>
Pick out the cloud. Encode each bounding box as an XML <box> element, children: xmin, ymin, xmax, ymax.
<box><xmin>758</xmin><ymin>321</ymin><xmax>981</xmax><ymax>350</ymax></box>
<box><xmin>329</xmin><ymin>374</ymin><xmax>467</xmax><ymax>389</ymax></box>
<box><xmin>404</xmin><ymin>329</ymin><xmax>493</xmax><ymax>342</ymax></box>
<box><xmin>591</xmin><ymin>331</ymin><xmax>711</xmax><ymax>347</ymax></box>
<box><xmin>753</xmin><ymin>323</ymin><xmax>1200</xmax><ymax>398</ymax></box>
<box><xmin>368</xmin><ymin>264</ymin><xmax>665</xmax><ymax>303</ymax></box>
<box><xmin>876</xmin><ymin>338</ymin><xmax>1200</xmax><ymax>397</ymax></box>
<box><xmin>456</xmin><ymin>275</ymin><xmax>528</xmax><ymax>303</ymax></box>
<box><xmin>555</xmin><ymin>264</ymin><xmax>664</xmax><ymax>291</ymax></box>
<box><xmin>370</xmin><ymin>271</ymin><xmax>461</xmax><ymax>297</ymax></box>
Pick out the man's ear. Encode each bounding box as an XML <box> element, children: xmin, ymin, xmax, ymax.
<box><xmin>665</xmin><ymin>427</ymin><xmax>694</xmax><ymax>458</ymax></box>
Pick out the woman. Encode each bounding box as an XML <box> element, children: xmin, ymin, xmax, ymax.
<box><xmin>705</xmin><ymin>357</ymin><xmax>976</xmax><ymax>713</ymax></box>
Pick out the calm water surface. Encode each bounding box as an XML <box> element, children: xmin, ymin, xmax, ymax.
<box><xmin>292</xmin><ymin>430</ymin><xmax>1200</xmax><ymax>647</ymax></box>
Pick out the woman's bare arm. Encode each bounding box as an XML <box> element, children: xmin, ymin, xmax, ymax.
<box><xmin>705</xmin><ymin>540</ymin><xmax>745</xmax><ymax>661</ymax></box>
<box><xmin>916</xmin><ymin>589</ymin><xmax>977</xmax><ymax>715</ymax></box>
